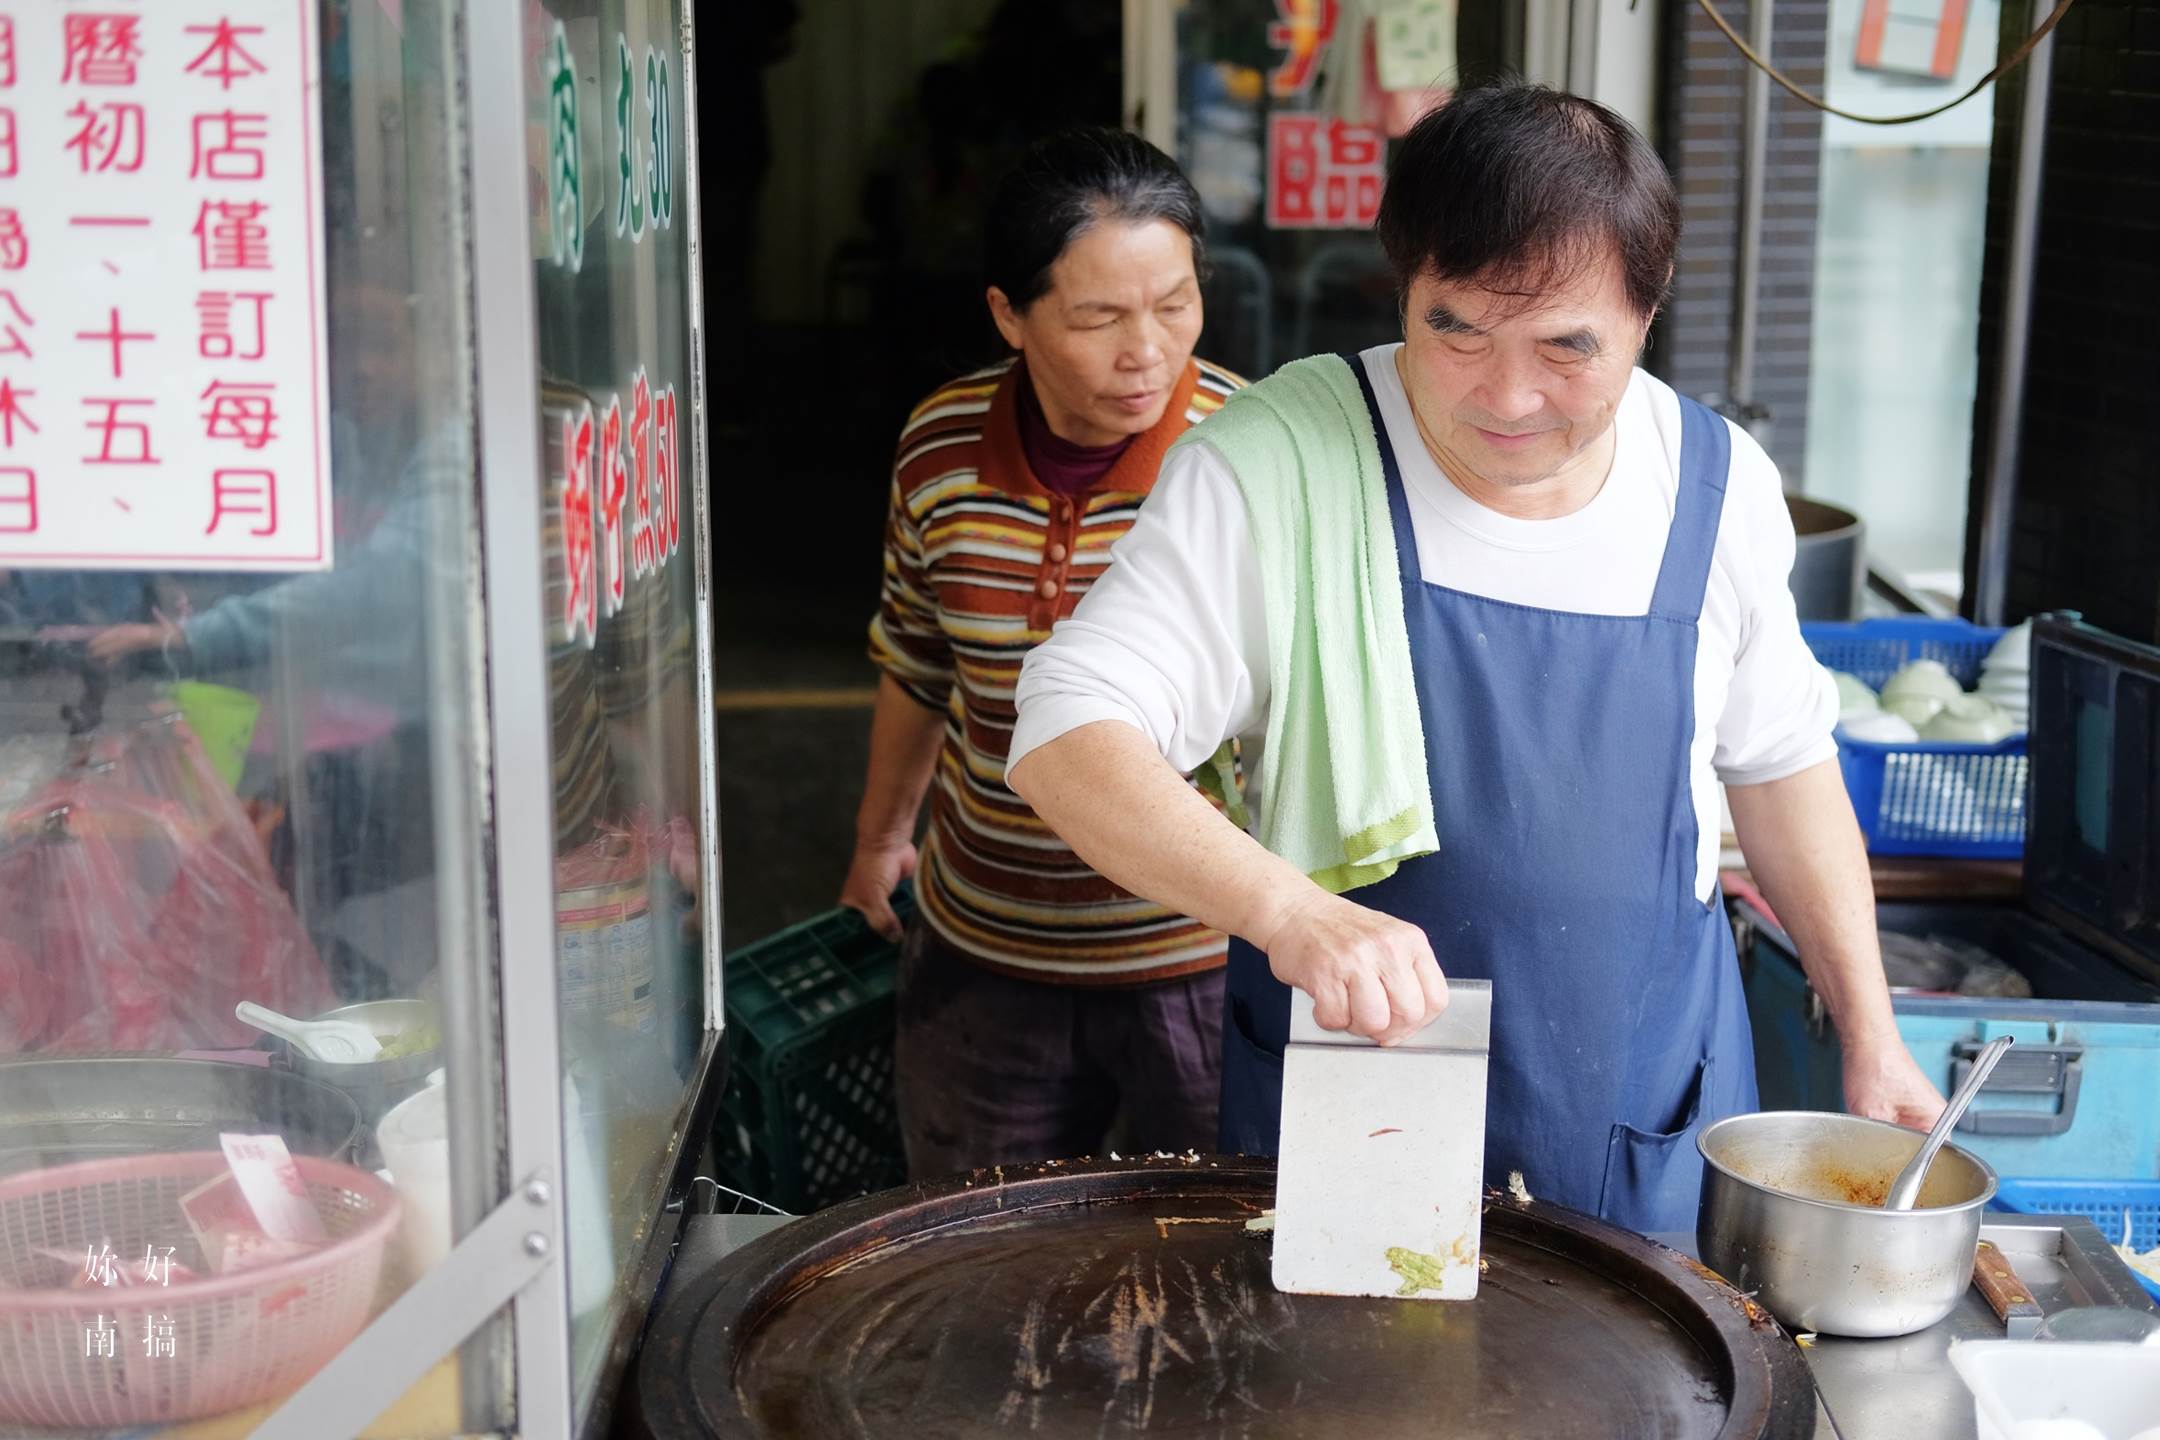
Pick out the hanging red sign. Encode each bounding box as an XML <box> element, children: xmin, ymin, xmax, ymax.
<box><xmin>1267</xmin><ymin>0</ymin><xmax>1340</xmax><ymax>98</ymax></box>
<box><xmin>1266</xmin><ymin>114</ymin><xmax>1385</xmax><ymax>230</ymax></box>
<box><xmin>1854</xmin><ymin>0</ymin><xmax>1970</xmax><ymax>80</ymax></box>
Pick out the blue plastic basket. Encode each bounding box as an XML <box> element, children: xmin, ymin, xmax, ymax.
<box><xmin>1801</xmin><ymin>619</ymin><xmax>2028</xmax><ymax>860</ymax></box>
<box><xmin>1992</xmin><ymin>1178</ymin><xmax>2160</xmax><ymax>1304</ymax></box>
<box><xmin>1803</xmin><ymin>616</ymin><xmax>2003</xmax><ymax>689</ymax></box>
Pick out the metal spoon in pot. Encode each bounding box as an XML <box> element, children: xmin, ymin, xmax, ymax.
<box><xmin>1883</xmin><ymin>1034</ymin><xmax>2014</xmax><ymax>1210</ymax></box>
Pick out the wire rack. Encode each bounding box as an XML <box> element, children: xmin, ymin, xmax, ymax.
<box><xmin>688</xmin><ymin>1176</ymin><xmax>793</xmax><ymax>1218</ymax></box>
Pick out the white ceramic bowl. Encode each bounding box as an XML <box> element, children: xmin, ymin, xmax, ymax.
<box><xmin>1922</xmin><ymin>696</ymin><xmax>2015</xmax><ymax>745</ymax></box>
<box><xmin>1983</xmin><ymin>621</ymin><xmax>2033</xmax><ymax>674</ymax></box>
<box><xmin>1978</xmin><ymin>684</ymin><xmax>2029</xmax><ymax>717</ymax></box>
<box><xmin>1884</xmin><ymin>692</ymin><xmax>1947</xmax><ymax>727</ymax></box>
<box><xmin>1832</xmin><ymin>670</ymin><xmax>1879</xmax><ymax>713</ymax></box>
<box><xmin>1842</xmin><ymin>711</ymin><xmax>1922</xmax><ymax>744</ymax></box>
<box><xmin>1883</xmin><ymin>659</ymin><xmax>1964</xmax><ymax>704</ymax></box>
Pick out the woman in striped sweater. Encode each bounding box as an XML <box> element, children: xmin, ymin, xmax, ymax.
<box><xmin>841</xmin><ymin>128</ymin><xmax>1243</xmax><ymax>1179</ymax></box>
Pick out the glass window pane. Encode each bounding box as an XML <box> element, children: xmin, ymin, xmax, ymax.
<box><xmin>0</xmin><ymin>1</ymin><xmax>496</xmax><ymax>1432</ymax></box>
<box><xmin>1174</xmin><ymin>0</ymin><xmax>1521</xmax><ymax>382</ymax></box>
<box><xmin>1803</xmin><ymin>0</ymin><xmax>2005</xmax><ymax>596</ymax></box>
<box><xmin>522</xmin><ymin>0</ymin><xmax>709</xmax><ymax>1414</ymax></box>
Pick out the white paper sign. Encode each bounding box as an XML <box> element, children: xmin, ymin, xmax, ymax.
<box><xmin>0</xmin><ymin>0</ymin><xmax>332</xmax><ymax>571</ymax></box>
<box><xmin>218</xmin><ymin>1132</ymin><xmax>328</xmax><ymax>1243</ymax></box>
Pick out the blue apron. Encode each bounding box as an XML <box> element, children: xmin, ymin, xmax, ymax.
<box><xmin>1217</xmin><ymin>356</ymin><xmax>1759</xmax><ymax>1235</ymax></box>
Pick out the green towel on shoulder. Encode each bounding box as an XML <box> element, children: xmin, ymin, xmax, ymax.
<box><xmin>1179</xmin><ymin>353</ymin><xmax>1438</xmax><ymax>893</ymax></box>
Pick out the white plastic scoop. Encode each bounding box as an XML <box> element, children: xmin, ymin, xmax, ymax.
<box><xmin>1883</xmin><ymin>1033</ymin><xmax>2013</xmax><ymax>1210</ymax></box>
<box><xmin>235</xmin><ymin>1000</ymin><xmax>383</xmax><ymax>1063</ymax></box>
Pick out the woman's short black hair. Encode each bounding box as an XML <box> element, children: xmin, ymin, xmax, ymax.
<box><xmin>984</xmin><ymin>127</ymin><xmax>1207</xmax><ymax>311</ymax></box>
<box><xmin>1376</xmin><ymin>84</ymin><xmax>1678</xmax><ymax>319</ymax></box>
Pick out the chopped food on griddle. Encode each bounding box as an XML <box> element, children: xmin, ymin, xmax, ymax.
<box><xmin>1385</xmin><ymin>1246</ymin><xmax>1448</xmax><ymax>1296</ymax></box>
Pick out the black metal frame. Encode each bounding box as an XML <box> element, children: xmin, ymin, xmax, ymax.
<box><xmin>2026</xmin><ymin>615</ymin><xmax>2160</xmax><ymax>988</ymax></box>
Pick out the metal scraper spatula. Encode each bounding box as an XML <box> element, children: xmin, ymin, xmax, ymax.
<box><xmin>1271</xmin><ymin>979</ymin><xmax>1494</xmax><ymax>1300</ymax></box>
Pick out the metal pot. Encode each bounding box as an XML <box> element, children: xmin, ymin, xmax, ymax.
<box><xmin>279</xmin><ymin>998</ymin><xmax>442</xmax><ymax>1127</ymax></box>
<box><xmin>0</xmin><ymin>1056</ymin><xmax>364</xmax><ymax>1178</ymax></box>
<box><xmin>1698</xmin><ymin>1111</ymin><xmax>1997</xmax><ymax>1338</ymax></box>
<box><xmin>1786</xmin><ymin>495</ymin><xmax>1866</xmax><ymax>621</ymax></box>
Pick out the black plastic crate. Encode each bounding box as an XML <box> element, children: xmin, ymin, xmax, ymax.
<box><xmin>711</xmin><ymin>888</ymin><xmax>913</xmax><ymax>1212</ymax></box>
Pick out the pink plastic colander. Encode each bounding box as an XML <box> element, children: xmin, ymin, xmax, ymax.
<box><xmin>0</xmin><ymin>1150</ymin><xmax>400</xmax><ymax>1428</ymax></box>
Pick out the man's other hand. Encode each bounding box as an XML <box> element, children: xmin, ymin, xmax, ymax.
<box><xmin>1842</xmin><ymin>1031</ymin><xmax>1948</xmax><ymax>1131</ymax></box>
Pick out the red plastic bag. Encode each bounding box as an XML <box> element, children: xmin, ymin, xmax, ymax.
<box><xmin>0</xmin><ymin>719</ymin><xmax>334</xmax><ymax>1053</ymax></box>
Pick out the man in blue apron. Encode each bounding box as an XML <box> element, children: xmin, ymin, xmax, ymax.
<box><xmin>1006</xmin><ymin>84</ymin><xmax>1945</xmax><ymax>1235</ymax></box>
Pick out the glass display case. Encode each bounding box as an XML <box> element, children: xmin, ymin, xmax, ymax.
<box><xmin>0</xmin><ymin>1</ymin><xmax>717</xmax><ymax>1436</ymax></box>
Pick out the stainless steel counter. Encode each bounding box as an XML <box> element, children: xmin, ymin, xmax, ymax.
<box><xmin>1806</xmin><ymin>1214</ymin><xmax>2155</xmax><ymax>1439</ymax></box>
<box><xmin>1658</xmin><ymin>1214</ymin><xmax>2159</xmax><ymax>1440</ymax></box>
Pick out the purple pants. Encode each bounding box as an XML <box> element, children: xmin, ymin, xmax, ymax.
<box><xmin>893</xmin><ymin>922</ymin><xmax>1226</xmax><ymax>1181</ymax></box>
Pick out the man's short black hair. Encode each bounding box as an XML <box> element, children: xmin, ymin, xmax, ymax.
<box><xmin>1376</xmin><ymin>84</ymin><xmax>1678</xmax><ymax>319</ymax></box>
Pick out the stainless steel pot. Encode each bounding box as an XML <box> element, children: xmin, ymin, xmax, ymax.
<box><xmin>1697</xmin><ymin>1111</ymin><xmax>1997</xmax><ymax>1338</ymax></box>
<box><xmin>1787</xmin><ymin>496</ymin><xmax>1866</xmax><ymax>621</ymax></box>
<box><xmin>0</xmin><ymin>1056</ymin><xmax>364</xmax><ymax>1178</ymax></box>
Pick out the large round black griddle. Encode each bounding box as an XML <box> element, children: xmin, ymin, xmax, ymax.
<box><xmin>639</xmin><ymin>1158</ymin><xmax>1814</xmax><ymax>1439</ymax></box>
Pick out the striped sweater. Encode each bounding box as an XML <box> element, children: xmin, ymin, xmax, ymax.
<box><xmin>868</xmin><ymin>356</ymin><xmax>1243</xmax><ymax>984</ymax></box>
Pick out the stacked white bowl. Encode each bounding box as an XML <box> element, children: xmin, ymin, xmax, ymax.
<box><xmin>1976</xmin><ymin>621</ymin><xmax>2032</xmax><ymax>731</ymax></box>
<box><xmin>1828</xmin><ymin>623</ymin><xmax>2031</xmax><ymax>747</ymax></box>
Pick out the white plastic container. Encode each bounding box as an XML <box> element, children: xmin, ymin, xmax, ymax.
<box><xmin>377</xmin><ymin>1068</ymin><xmax>615</xmax><ymax>1303</ymax></box>
<box><xmin>563</xmin><ymin>1066</ymin><xmax>615</xmax><ymax>1322</ymax></box>
<box><xmin>376</xmin><ymin>1079</ymin><xmax>451</xmax><ymax>1273</ymax></box>
<box><xmin>1951</xmin><ymin>1341</ymin><xmax>2160</xmax><ymax>1440</ymax></box>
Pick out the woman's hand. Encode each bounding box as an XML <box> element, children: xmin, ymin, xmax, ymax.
<box><xmin>840</xmin><ymin>836</ymin><xmax>918</xmax><ymax>941</ymax></box>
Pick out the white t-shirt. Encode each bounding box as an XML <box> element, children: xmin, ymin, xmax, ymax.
<box><xmin>1009</xmin><ymin>344</ymin><xmax>1838</xmax><ymax>901</ymax></box>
